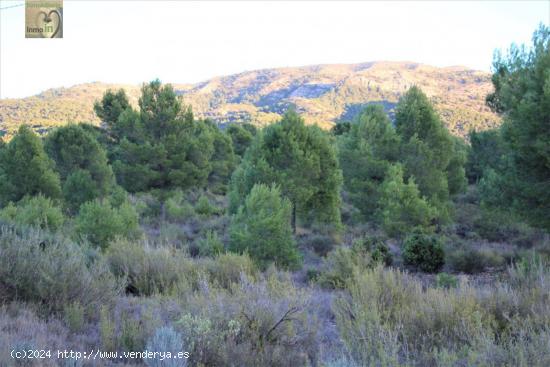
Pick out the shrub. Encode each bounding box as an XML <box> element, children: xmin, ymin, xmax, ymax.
<box><xmin>175</xmin><ymin>273</ymin><xmax>318</xmax><ymax>367</ymax></box>
<box><xmin>0</xmin><ymin>195</ymin><xmax>64</xmax><ymax>230</ymax></box>
<box><xmin>120</xmin><ymin>312</ymin><xmax>146</xmax><ymax>352</ymax></box>
<box><xmin>100</xmin><ymin>306</ymin><xmax>116</xmax><ymax>352</ymax></box>
<box><xmin>165</xmin><ymin>190</ymin><xmax>195</xmax><ymax>222</ymax></box>
<box><xmin>64</xmin><ymin>302</ymin><xmax>85</xmax><ymax>333</ymax></box>
<box><xmin>196</xmin><ymin>230</ymin><xmax>224</xmax><ymax>257</ymax></box>
<box><xmin>333</xmin><ymin>266</ymin><xmax>493</xmax><ymax>366</ymax></box>
<box><xmin>303</xmin><ymin>233</ymin><xmax>335</xmax><ymax>257</ymax></box>
<box><xmin>145</xmin><ymin>327</ymin><xmax>187</xmax><ymax>367</ymax></box>
<box><xmin>200</xmin><ymin>252</ymin><xmax>257</xmax><ymax>289</ymax></box>
<box><xmin>195</xmin><ymin>195</ymin><xmax>218</xmax><ymax>217</ymax></box>
<box><xmin>229</xmin><ymin>184</ymin><xmax>300</xmax><ymax>270</ymax></box>
<box><xmin>447</xmin><ymin>247</ymin><xmax>506</xmax><ymax>274</ymax></box>
<box><xmin>474</xmin><ymin>208</ymin><xmax>541</xmax><ymax>247</ymax></box>
<box><xmin>318</xmin><ymin>247</ymin><xmax>372</xmax><ymax>289</ymax></box>
<box><xmin>435</xmin><ymin>272</ymin><xmax>458</xmax><ymax>289</ymax></box>
<box><xmin>0</xmin><ymin>226</ymin><xmax>120</xmax><ymax>313</ymax></box>
<box><xmin>352</xmin><ymin>236</ymin><xmax>392</xmax><ymax>266</ymax></box>
<box><xmin>306</xmin><ymin>268</ymin><xmax>320</xmax><ymax>283</ymax></box>
<box><xmin>106</xmin><ymin>239</ymin><xmax>193</xmax><ymax>296</ymax></box>
<box><xmin>75</xmin><ymin>199</ymin><xmax>140</xmax><ymax>249</ymax></box>
<box><xmin>402</xmin><ymin>232</ymin><xmax>445</xmax><ymax>273</ymax></box>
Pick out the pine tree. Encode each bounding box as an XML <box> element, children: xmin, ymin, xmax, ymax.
<box><xmin>466</xmin><ymin>129</ymin><xmax>505</xmax><ymax>183</ymax></box>
<box><xmin>0</xmin><ymin>126</ymin><xmax>61</xmax><ymax>205</ymax></box>
<box><xmin>229</xmin><ymin>184</ymin><xmax>300</xmax><ymax>269</ymax></box>
<box><xmin>45</xmin><ymin>124</ymin><xmax>115</xmax><ymax>211</ymax></box>
<box><xmin>96</xmin><ymin>80</ymin><xmax>235</xmax><ymax>193</ymax></box>
<box><xmin>338</xmin><ymin>104</ymin><xmax>400</xmax><ymax>219</ymax></box>
<box><xmin>377</xmin><ymin>164</ymin><xmax>436</xmax><ymax>237</ymax></box>
<box><xmin>483</xmin><ymin>25</ymin><xmax>550</xmax><ymax>229</ymax></box>
<box><xmin>228</xmin><ymin>110</ymin><xmax>342</xmax><ymax>232</ymax></box>
<box><xmin>395</xmin><ymin>86</ymin><xmax>464</xmax><ymax>221</ymax></box>
<box><xmin>93</xmin><ymin>88</ymin><xmax>131</xmax><ymax>130</ymax></box>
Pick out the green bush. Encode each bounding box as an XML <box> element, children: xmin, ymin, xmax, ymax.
<box><xmin>106</xmin><ymin>239</ymin><xmax>193</xmax><ymax>296</ymax></box>
<box><xmin>165</xmin><ymin>191</ymin><xmax>195</xmax><ymax>221</ymax></box>
<box><xmin>175</xmin><ymin>273</ymin><xmax>317</xmax><ymax>367</ymax></box>
<box><xmin>75</xmin><ymin>199</ymin><xmax>140</xmax><ymax>249</ymax></box>
<box><xmin>318</xmin><ymin>247</ymin><xmax>372</xmax><ymax>289</ymax></box>
<box><xmin>99</xmin><ymin>305</ymin><xmax>116</xmax><ymax>352</ymax></box>
<box><xmin>197</xmin><ymin>230</ymin><xmax>224</xmax><ymax>257</ymax></box>
<box><xmin>0</xmin><ymin>195</ymin><xmax>64</xmax><ymax>230</ymax></box>
<box><xmin>229</xmin><ymin>184</ymin><xmax>300</xmax><ymax>270</ymax></box>
<box><xmin>474</xmin><ymin>208</ymin><xmax>541</xmax><ymax>247</ymax></box>
<box><xmin>352</xmin><ymin>236</ymin><xmax>392</xmax><ymax>266</ymax></box>
<box><xmin>447</xmin><ymin>247</ymin><xmax>506</xmax><ymax>274</ymax></box>
<box><xmin>200</xmin><ymin>252</ymin><xmax>257</xmax><ymax>289</ymax></box>
<box><xmin>64</xmin><ymin>302</ymin><xmax>85</xmax><ymax>333</ymax></box>
<box><xmin>0</xmin><ymin>226</ymin><xmax>120</xmax><ymax>313</ymax></box>
<box><xmin>195</xmin><ymin>195</ymin><xmax>218</xmax><ymax>217</ymax></box>
<box><xmin>402</xmin><ymin>232</ymin><xmax>445</xmax><ymax>273</ymax></box>
<box><xmin>303</xmin><ymin>233</ymin><xmax>335</xmax><ymax>257</ymax></box>
<box><xmin>120</xmin><ymin>312</ymin><xmax>147</xmax><ymax>352</ymax></box>
<box><xmin>435</xmin><ymin>272</ymin><xmax>458</xmax><ymax>289</ymax></box>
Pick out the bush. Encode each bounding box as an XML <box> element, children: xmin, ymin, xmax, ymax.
<box><xmin>302</xmin><ymin>233</ymin><xmax>335</xmax><ymax>257</ymax></box>
<box><xmin>145</xmin><ymin>327</ymin><xmax>187</xmax><ymax>367</ymax></box>
<box><xmin>75</xmin><ymin>199</ymin><xmax>140</xmax><ymax>249</ymax></box>
<box><xmin>0</xmin><ymin>195</ymin><xmax>64</xmax><ymax>230</ymax></box>
<box><xmin>64</xmin><ymin>302</ymin><xmax>85</xmax><ymax>333</ymax></box>
<box><xmin>402</xmin><ymin>232</ymin><xmax>445</xmax><ymax>273</ymax></box>
<box><xmin>196</xmin><ymin>230</ymin><xmax>224</xmax><ymax>257</ymax></box>
<box><xmin>165</xmin><ymin>190</ymin><xmax>195</xmax><ymax>222</ymax></box>
<box><xmin>106</xmin><ymin>239</ymin><xmax>193</xmax><ymax>296</ymax></box>
<box><xmin>435</xmin><ymin>272</ymin><xmax>458</xmax><ymax>289</ymax></box>
<box><xmin>318</xmin><ymin>247</ymin><xmax>372</xmax><ymax>289</ymax></box>
<box><xmin>175</xmin><ymin>273</ymin><xmax>318</xmax><ymax>367</ymax></box>
<box><xmin>229</xmin><ymin>184</ymin><xmax>300</xmax><ymax>270</ymax></box>
<box><xmin>352</xmin><ymin>236</ymin><xmax>392</xmax><ymax>266</ymax></box>
<box><xmin>195</xmin><ymin>195</ymin><xmax>218</xmax><ymax>217</ymax></box>
<box><xmin>447</xmin><ymin>247</ymin><xmax>506</xmax><ymax>274</ymax></box>
<box><xmin>0</xmin><ymin>226</ymin><xmax>120</xmax><ymax>313</ymax></box>
<box><xmin>99</xmin><ymin>305</ymin><xmax>116</xmax><ymax>352</ymax></box>
<box><xmin>200</xmin><ymin>252</ymin><xmax>257</xmax><ymax>289</ymax></box>
<box><xmin>474</xmin><ymin>208</ymin><xmax>542</xmax><ymax>247</ymax></box>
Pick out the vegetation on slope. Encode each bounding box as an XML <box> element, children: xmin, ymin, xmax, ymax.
<box><xmin>0</xmin><ymin>25</ymin><xmax>548</xmax><ymax>367</ymax></box>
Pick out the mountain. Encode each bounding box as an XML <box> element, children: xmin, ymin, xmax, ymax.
<box><xmin>0</xmin><ymin>61</ymin><xmax>500</xmax><ymax>140</ymax></box>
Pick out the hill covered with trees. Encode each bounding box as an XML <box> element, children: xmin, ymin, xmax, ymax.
<box><xmin>0</xmin><ymin>61</ymin><xmax>500</xmax><ymax>140</ymax></box>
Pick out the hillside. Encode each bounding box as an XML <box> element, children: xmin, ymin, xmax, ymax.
<box><xmin>0</xmin><ymin>61</ymin><xmax>500</xmax><ymax>139</ymax></box>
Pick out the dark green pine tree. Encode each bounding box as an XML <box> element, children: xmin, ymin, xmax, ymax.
<box><xmin>45</xmin><ymin>124</ymin><xmax>115</xmax><ymax>211</ymax></box>
<box><xmin>483</xmin><ymin>25</ymin><xmax>550</xmax><ymax>229</ymax></box>
<box><xmin>229</xmin><ymin>110</ymin><xmax>342</xmax><ymax>232</ymax></box>
<box><xmin>0</xmin><ymin>126</ymin><xmax>61</xmax><ymax>205</ymax></box>
<box><xmin>338</xmin><ymin>104</ymin><xmax>400</xmax><ymax>219</ymax></box>
<box><xmin>229</xmin><ymin>184</ymin><xmax>300</xmax><ymax>270</ymax></box>
<box><xmin>395</xmin><ymin>86</ymin><xmax>465</xmax><ymax>222</ymax></box>
<box><xmin>96</xmin><ymin>80</ymin><xmax>236</xmax><ymax>193</ymax></box>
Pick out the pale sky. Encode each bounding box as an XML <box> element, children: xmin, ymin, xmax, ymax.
<box><xmin>0</xmin><ymin>0</ymin><xmax>548</xmax><ymax>98</ymax></box>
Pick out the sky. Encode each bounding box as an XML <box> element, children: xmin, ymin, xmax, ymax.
<box><xmin>0</xmin><ymin>0</ymin><xmax>548</xmax><ymax>99</ymax></box>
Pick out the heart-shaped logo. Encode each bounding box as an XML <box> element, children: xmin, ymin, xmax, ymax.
<box><xmin>35</xmin><ymin>9</ymin><xmax>62</xmax><ymax>38</ymax></box>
